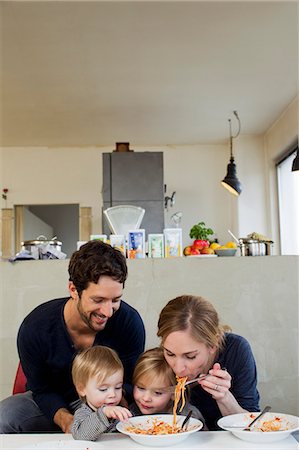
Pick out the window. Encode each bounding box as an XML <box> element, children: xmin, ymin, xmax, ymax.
<box><xmin>277</xmin><ymin>149</ymin><xmax>299</xmax><ymax>255</ymax></box>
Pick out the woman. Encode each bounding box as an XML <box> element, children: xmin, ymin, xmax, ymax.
<box><xmin>157</xmin><ymin>295</ymin><xmax>260</xmax><ymax>430</ymax></box>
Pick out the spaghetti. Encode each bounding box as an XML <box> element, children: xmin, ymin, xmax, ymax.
<box><xmin>257</xmin><ymin>417</ymin><xmax>286</xmax><ymax>432</ymax></box>
<box><xmin>172</xmin><ymin>376</ymin><xmax>188</xmax><ymax>427</ymax></box>
<box><xmin>126</xmin><ymin>418</ymin><xmax>183</xmax><ymax>435</ymax></box>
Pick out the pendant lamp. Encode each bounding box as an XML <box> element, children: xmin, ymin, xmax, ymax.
<box><xmin>292</xmin><ymin>147</ymin><xmax>299</xmax><ymax>171</ymax></box>
<box><xmin>221</xmin><ymin>111</ymin><xmax>242</xmax><ymax>196</ymax></box>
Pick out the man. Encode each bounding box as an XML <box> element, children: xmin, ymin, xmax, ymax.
<box><xmin>0</xmin><ymin>240</ymin><xmax>145</xmax><ymax>433</ymax></box>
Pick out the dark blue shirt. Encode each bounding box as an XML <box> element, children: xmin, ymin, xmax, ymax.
<box><xmin>190</xmin><ymin>333</ymin><xmax>260</xmax><ymax>430</ymax></box>
<box><xmin>17</xmin><ymin>297</ymin><xmax>145</xmax><ymax>421</ymax></box>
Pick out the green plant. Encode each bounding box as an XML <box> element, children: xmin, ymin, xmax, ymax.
<box><xmin>189</xmin><ymin>221</ymin><xmax>214</xmax><ymax>241</ymax></box>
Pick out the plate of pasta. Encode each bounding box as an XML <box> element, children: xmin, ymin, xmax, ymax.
<box><xmin>217</xmin><ymin>412</ymin><xmax>299</xmax><ymax>443</ymax></box>
<box><xmin>116</xmin><ymin>414</ymin><xmax>203</xmax><ymax>447</ymax></box>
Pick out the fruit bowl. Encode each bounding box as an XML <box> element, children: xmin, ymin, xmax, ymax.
<box><xmin>214</xmin><ymin>248</ymin><xmax>237</xmax><ymax>257</ymax></box>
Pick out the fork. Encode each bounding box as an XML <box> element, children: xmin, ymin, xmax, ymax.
<box><xmin>243</xmin><ymin>406</ymin><xmax>271</xmax><ymax>431</ymax></box>
<box><xmin>180</xmin><ymin>410</ymin><xmax>193</xmax><ymax>431</ymax></box>
<box><xmin>225</xmin><ymin>406</ymin><xmax>272</xmax><ymax>431</ymax></box>
<box><xmin>165</xmin><ymin>374</ymin><xmax>208</xmax><ymax>393</ymax></box>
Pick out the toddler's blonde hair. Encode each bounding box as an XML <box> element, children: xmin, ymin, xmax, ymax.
<box><xmin>133</xmin><ymin>347</ymin><xmax>176</xmax><ymax>387</ymax></box>
<box><xmin>72</xmin><ymin>345</ymin><xmax>123</xmax><ymax>400</ymax></box>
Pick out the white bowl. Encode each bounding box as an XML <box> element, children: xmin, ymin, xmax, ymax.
<box><xmin>217</xmin><ymin>412</ymin><xmax>299</xmax><ymax>443</ymax></box>
<box><xmin>116</xmin><ymin>414</ymin><xmax>203</xmax><ymax>447</ymax></box>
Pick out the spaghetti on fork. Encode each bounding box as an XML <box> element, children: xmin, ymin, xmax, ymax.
<box><xmin>172</xmin><ymin>376</ymin><xmax>188</xmax><ymax>426</ymax></box>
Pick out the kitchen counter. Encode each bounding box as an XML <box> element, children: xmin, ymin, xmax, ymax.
<box><xmin>0</xmin><ymin>256</ymin><xmax>298</xmax><ymax>416</ymax></box>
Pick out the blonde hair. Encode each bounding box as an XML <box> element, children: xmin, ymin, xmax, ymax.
<box><xmin>72</xmin><ymin>345</ymin><xmax>123</xmax><ymax>399</ymax></box>
<box><xmin>157</xmin><ymin>295</ymin><xmax>230</xmax><ymax>351</ymax></box>
<box><xmin>133</xmin><ymin>347</ymin><xmax>176</xmax><ymax>387</ymax></box>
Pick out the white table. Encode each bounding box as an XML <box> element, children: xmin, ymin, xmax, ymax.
<box><xmin>1</xmin><ymin>432</ymin><xmax>298</xmax><ymax>449</ymax></box>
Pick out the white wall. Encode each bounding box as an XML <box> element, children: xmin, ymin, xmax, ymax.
<box><xmin>161</xmin><ymin>144</ymin><xmax>234</xmax><ymax>245</ymax></box>
<box><xmin>264</xmin><ymin>97</ymin><xmax>298</xmax><ymax>250</ymax></box>
<box><xmin>0</xmin><ymin>142</ymin><xmax>268</xmax><ymax>250</ymax></box>
<box><xmin>235</xmin><ymin>135</ymin><xmax>268</xmax><ymax>238</ymax></box>
<box><xmin>0</xmin><ymin>99</ymin><xmax>297</xmax><ymax>253</ymax></box>
<box><xmin>23</xmin><ymin>207</ymin><xmax>53</xmax><ymax>242</ymax></box>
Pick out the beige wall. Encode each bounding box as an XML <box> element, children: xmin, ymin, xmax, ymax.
<box><xmin>1</xmin><ymin>99</ymin><xmax>297</xmax><ymax>256</ymax></box>
<box><xmin>0</xmin><ymin>141</ymin><xmax>270</xmax><ymax>253</ymax></box>
<box><xmin>0</xmin><ymin>256</ymin><xmax>298</xmax><ymax>416</ymax></box>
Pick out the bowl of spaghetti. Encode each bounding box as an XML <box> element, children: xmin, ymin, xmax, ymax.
<box><xmin>217</xmin><ymin>412</ymin><xmax>299</xmax><ymax>443</ymax></box>
<box><xmin>116</xmin><ymin>414</ymin><xmax>203</xmax><ymax>447</ymax></box>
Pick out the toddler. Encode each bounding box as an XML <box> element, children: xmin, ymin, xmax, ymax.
<box><xmin>130</xmin><ymin>347</ymin><xmax>206</xmax><ymax>428</ymax></box>
<box><xmin>71</xmin><ymin>345</ymin><xmax>132</xmax><ymax>441</ymax></box>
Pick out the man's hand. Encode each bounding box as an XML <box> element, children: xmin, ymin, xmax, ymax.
<box><xmin>53</xmin><ymin>408</ymin><xmax>74</xmax><ymax>433</ymax></box>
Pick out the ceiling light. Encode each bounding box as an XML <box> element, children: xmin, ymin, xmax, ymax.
<box><xmin>292</xmin><ymin>147</ymin><xmax>299</xmax><ymax>171</ymax></box>
<box><xmin>221</xmin><ymin>110</ymin><xmax>242</xmax><ymax>196</ymax></box>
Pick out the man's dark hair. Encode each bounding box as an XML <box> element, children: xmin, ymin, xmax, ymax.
<box><xmin>68</xmin><ymin>240</ymin><xmax>127</xmax><ymax>296</ymax></box>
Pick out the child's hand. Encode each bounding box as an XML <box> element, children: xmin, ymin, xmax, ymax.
<box><xmin>102</xmin><ymin>405</ymin><xmax>132</xmax><ymax>421</ymax></box>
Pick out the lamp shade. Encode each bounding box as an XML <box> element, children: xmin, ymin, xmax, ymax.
<box><xmin>221</xmin><ymin>111</ymin><xmax>242</xmax><ymax>196</ymax></box>
<box><xmin>292</xmin><ymin>148</ymin><xmax>299</xmax><ymax>171</ymax></box>
<box><xmin>221</xmin><ymin>157</ymin><xmax>242</xmax><ymax>196</ymax></box>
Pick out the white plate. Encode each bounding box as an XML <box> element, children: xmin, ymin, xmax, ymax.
<box><xmin>17</xmin><ymin>440</ymin><xmax>99</xmax><ymax>450</ymax></box>
<box><xmin>116</xmin><ymin>414</ymin><xmax>203</xmax><ymax>447</ymax></box>
<box><xmin>217</xmin><ymin>412</ymin><xmax>299</xmax><ymax>443</ymax></box>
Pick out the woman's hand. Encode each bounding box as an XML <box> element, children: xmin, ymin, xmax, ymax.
<box><xmin>199</xmin><ymin>363</ymin><xmax>246</xmax><ymax>416</ymax></box>
<box><xmin>199</xmin><ymin>363</ymin><xmax>231</xmax><ymax>401</ymax></box>
<box><xmin>103</xmin><ymin>405</ymin><xmax>132</xmax><ymax>421</ymax></box>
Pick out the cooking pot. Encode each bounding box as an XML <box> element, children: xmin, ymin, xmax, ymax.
<box><xmin>21</xmin><ymin>235</ymin><xmax>62</xmax><ymax>259</ymax></box>
<box><xmin>239</xmin><ymin>238</ymin><xmax>273</xmax><ymax>256</ymax></box>
<box><xmin>228</xmin><ymin>230</ymin><xmax>273</xmax><ymax>257</ymax></box>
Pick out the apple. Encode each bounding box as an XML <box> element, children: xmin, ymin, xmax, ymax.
<box><xmin>193</xmin><ymin>239</ymin><xmax>209</xmax><ymax>250</ymax></box>
<box><xmin>201</xmin><ymin>247</ymin><xmax>215</xmax><ymax>255</ymax></box>
<box><xmin>183</xmin><ymin>246</ymin><xmax>192</xmax><ymax>256</ymax></box>
<box><xmin>190</xmin><ymin>248</ymin><xmax>201</xmax><ymax>255</ymax></box>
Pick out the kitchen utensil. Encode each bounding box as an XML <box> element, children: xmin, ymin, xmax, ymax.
<box><xmin>103</xmin><ymin>205</ymin><xmax>145</xmax><ymax>236</ymax></box>
<box><xmin>165</xmin><ymin>374</ymin><xmax>208</xmax><ymax>393</ymax></box>
<box><xmin>239</xmin><ymin>238</ymin><xmax>266</xmax><ymax>256</ymax></box>
<box><xmin>264</xmin><ymin>241</ymin><xmax>274</xmax><ymax>255</ymax></box>
<box><xmin>244</xmin><ymin>405</ymin><xmax>271</xmax><ymax>430</ymax></box>
<box><xmin>228</xmin><ymin>230</ymin><xmax>273</xmax><ymax>256</ymax></box>
<box><xmin>228</xmin><ymin>229</ymin><xmax>240</xmax><ymax>245</ymax></box>
<box><xmin>21</xmin><ymin>235</ymin><xmax>62</xmax><ymax>259</ymax></box>
<box><xmin>181</xmin><ymin>411</ymin><xmax>193</xmax><ymax>430</ymax></box>
<box><xmin>224</xmin><ymin>406</ymin><xmax>271</xmax><ymax>430</ymax></box>
<box><xmin>214</xmin><ymin>248</ymin><xmax>237</xmax><ymax>257</ymax></box>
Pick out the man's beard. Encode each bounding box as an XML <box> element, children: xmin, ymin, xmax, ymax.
<box><xmin>76</xmin><ymin>300</ymin><xmax>108</xmax><ymax>332</ymax></box>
